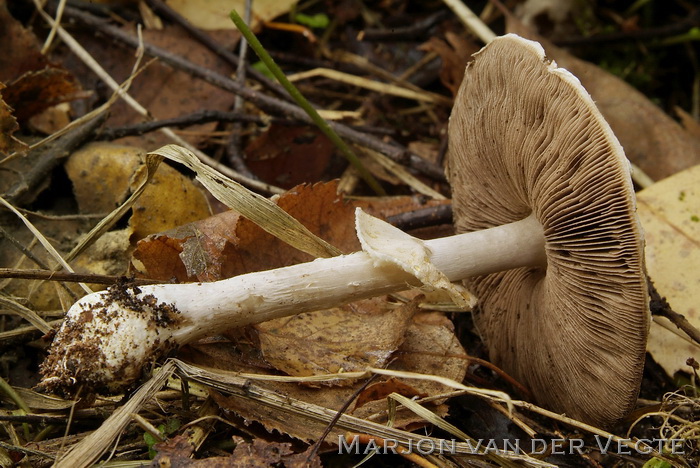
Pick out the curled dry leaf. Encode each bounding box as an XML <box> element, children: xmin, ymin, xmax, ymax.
<box><xmin>254</xmin><ymin>297</ymin><xmax>415</xmax><ymax>384</ymax></box>
<box><xmin>202</xmin><ymin>300</ymin><xmax>466</xmax><ymax>443</ymax></box>
<box><xmin>639</xmin><ymin>164</ymin><xmax>700</xmax><ymax>376</ymax></box>
<box><xmin>419</xmin><ymin>32</ymin><xmax>479</xmax><ymax>96</ymax></box>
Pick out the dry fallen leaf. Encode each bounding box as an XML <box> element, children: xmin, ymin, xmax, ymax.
<box><xmin>65</xmin><ymin>142</ymin><xmax>211</xmax><ymax>242</ymax></box>
<box><xmin>638</xmin><ymin>164</ymin><xmax>700</xmax><ymax>376</ymax></box>
<box><xmin>255</xmin><ymin>297</ymin><xmax>415</xmax><ymax>383</ymax></box>
<box><xmin>0</xmin><ymin>1</ymin><xmax>48</xmax><ymax>83</ymax></box>
<box><xmin>0</xmin><ymin>88</ymin><xmax>28</xmax><ymax>155</ymax></box>
<box><xmin>67</xmin><ymin>24</ymin><xmax>238</xmax><ymax>149</ymax></box>
<box><xmin>133</xmin><ymin>181</ymin><xmax>357</xmax><ymax>281</ymax></box>
<box><xmin>2</xmin><ymin>68</ymin><xmax>83</xmax><ymax>123</ymax></box>
<box><xmin>165</xmin><ymin>0</ymin><xmax>299</xmax><ymax>30</ymax></box>
<box><xmin>244</xmin><ymin>124</ymin><xmax>338</xmax><ymax>189</ymax></box>
<box><xmin>419</xmin><ymin>32</ymin><xmax>478</xmax><ymax>96</ymax></box>
<box><xmin>200</xmin><ymin>301</ymin><xmax>464</xmax><ymax>443</ymax></box>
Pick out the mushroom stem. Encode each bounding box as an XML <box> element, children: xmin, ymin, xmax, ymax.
<box><xmin>174</xmin><ymin>213</ymin><xmax>546</xmax><ymax>341</ymax></box>
<box><xmin>41</xmin><ymin>213</ymin><xmax>545</xmax><ymax>393</ymax></box>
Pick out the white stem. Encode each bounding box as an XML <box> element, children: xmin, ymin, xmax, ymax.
<box><xmin>166</xmin><ymin>214</ymin><xmax>546</xmax><ymax>342</ymax></box>
<box><xmin>41</xmin><ymin>214</ymin><xmax>545</xmax><ymax>393</ymax></box>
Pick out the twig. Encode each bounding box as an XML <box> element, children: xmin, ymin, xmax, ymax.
<box><xmin>387</xmin><ymin>204</ymin><xmax>453</xmax><ymax>231</ymax></box>
<box><xmin>226</xmin><ymin>0</ymin><xmax>257</xmax><ymax>180</ymax></box>
<box><xmin>649</xmin><ymin>278</ymin><xmax>700</xmax><ymax>345</ymax></box>
<box><xmin>229</xmin><ymin>8</ymin><xmax>386</xmax><ymax>196</ymax></box>
<box><xmin>554</xmin><ymin>8</ymin><xmax>700</xmax><ymax>46</ymax></box>
<box><xmin>62</xmin><ymin>6</ymin><xmax>446</xmax><ymax>182</ymax></box>
<box><xmin>3</xmin><ymin>115</ymin><xmax>104</xmax><ymax>206</ymax></box>
<box><xmin>97</xmin><ymin>110</ymin><xmax>266</xmax><ymax>140</ymax></box>
<box><xmin>97</xmin><ymin>110</ymin><xmax>399</xmax><ymax>140</ymax></box>
<box><xmin>306</xmin><ymin>373</ymin><xmax>380</xmax><ymax>464</ymax></box>
<box><xmin>361</xmin><ymin>10</ymin><xmax>451</xmax><ymax>41</ymax></box>
<box><xmin>0</xmin><ymin>269</ymin><xmax>167</xmax><ymax>285</ymax></box>
<box><xmin>142</xmin><ymin>0</ymin><xmax>290</xmax><ymax>101</ymax></box>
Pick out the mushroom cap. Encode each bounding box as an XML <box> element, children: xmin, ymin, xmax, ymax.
<box><xmin>446</xmin><ymin>34</ymin><xmax>649</xmax><ymax>427</ymax></box>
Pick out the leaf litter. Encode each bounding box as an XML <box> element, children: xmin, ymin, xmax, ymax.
<box><xmin>1</xmin><ymin>0</ymin><xmax>700</xmax><ymax>466</ymax></box>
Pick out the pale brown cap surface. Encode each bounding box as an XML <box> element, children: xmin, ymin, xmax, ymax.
<box><xmin>446</xmin><ymin>34</ymin><xmax>649</xmax><ymax>427</ymax></box>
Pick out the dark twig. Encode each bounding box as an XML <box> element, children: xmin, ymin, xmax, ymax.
<box><xmin>649</xmin><ymin>278</ymin><xmax>700</xmax><ymax>345</ymax></box>
<box><xmin>387</xmin><ymin>204</ymin><xmax>453</xmax><ymax>231</ymax></box>
<box><xmin>554</xmin><ymin>8</ymin><xmax>700</xmax><ymax>47</ymax></box>
<box><xmin>98</xmin><ymin>110</ymin><xmax>401</xmax><ymax>141</ymax></box>
<box><xmin>3</xmin><ymin>114</ymin><xmax>105</xmax><ymax>206</ymax></box>
<box><xmin>305</xmin><ymin>373</ymin><xmax>381</xmax><ymax>464</ymax></box>
<box><xmin>361</xmin><ymin>9</ymin><xmax>452</xmax><ymax>41</ymax></box>
<box><xmin>142</xmin><ymin>0</ymin><xmax>289</xmax><ymax>102</ymax></box>
<box><xmin>97</xmin><ymin>110</ymin><xmax>266</xmax><ymax>140</ymax></box>
<box><xmin>226</xmin><ymin>0</ymin><xmax>257</xmax><ymax>180</ymax></box>
<box><xmin>63</xmin><ymin>6</ymin><xmax>447</xmax><ymax>182</ymax></box>
<box><xmin>0</xmin><ymin>269</ymin><xmax>167</xmax><ymax>285</ymax></box>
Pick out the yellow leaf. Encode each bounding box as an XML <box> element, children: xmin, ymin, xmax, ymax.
<box><xmin>639</xmin><ymin>164</ymin><xmax>700</xmax><ymax>376</ymax></box>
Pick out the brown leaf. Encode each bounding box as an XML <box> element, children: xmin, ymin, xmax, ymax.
<box><xmin>190</xmin><ymin>300</ymin><xmax>465</xmax><ymax>443</ymax></box>
<box><xmin>506</xmin><ymin>19</ymin><xmax>700</xmax><ymax>181</ymax></box>
<box><xmin>254</xmin><ymin>297</ymin><xmax>416</xmax><ymax>382</ymax></box>
<box><xmin>65</xmin><ymin>142</ymin><xmax>211</xmax><ymax>243</ymax></box>
<box><xmin>230</xmin><ymin>439</ymin><xmax>294</xmax><ymax>467</ymax></box>
<box><xmin>0</xmin><ymin>2</ymin><xmax>49</xmax><ymax>83</ymax></box>
<box><xmin>0</xmin><ymin>89</ymin><xmax>28</xmax><ymax>155</ymax></box>
<box><xmin>133</xmin><ymin>181</ymin><xmax>357</xmax><ymax>281</ymax></box>
<box><xmin>244</xmin><ymin>124</ymin><xmax>338</xmax><ymax>189</ymax></box>
<box><xmin>64</xmin><ymin>24</ymin><xmax>238</xmax><ymax>149</ymax></box>
<box><xmin>2</xmin><ymin>68</ymin><xmax>83</xmax><ymax>122</ymax></box>
<box><xmin>151</xmin><ymin>435</ymin><xmax>195</xmax><ymax>463</ymax></box>
<box><xmin>419</xmin><ymin>32</ymin><xmax>478</xmax><ymax>96</ymax></box>
<box><xmin>393</xmin><ymin>311</ymin><xmax>468</xmax><ymax>399</ymax></box>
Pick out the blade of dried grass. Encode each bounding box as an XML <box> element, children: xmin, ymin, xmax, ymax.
<box><xmin>361</xmin><ymin>148</ymin><xmax>446</xmax><ymax>199</ymax></box>
<box><xmin>441</xmin><ymin>0</ymin><xmax>496</xmax><ymax>44</ymax></box>
<box><xmin>169</xmin><ymin>359</ymin><xmax>552</xmax><ymax>465</ymax></box>
<box><xmin>388</xmin><ymin>393</ymin><xmax>537</xmax><ymax>468</ymax></box>
<box><xmin>0</xmin><ymin>320</ymin><xmax>62</xmax><ymax>341</ymax></box>
<box><xmin>0</xmin><ymin>197</ymin><xmax>91</xmax><ymax>295</ymax></box>
<box><xmin>53</xmin><ymin>361</ymin><xmax>176</xmax><ymax>468</ymax></box>
<box><xmin>0</xmin><ymin>296</ymin><xmax>51</xmax><ymax>334</ymax></box>
<box><xmin>286</xmin><ymin>68</ymin><xmax>450</xmax><ymax>105</ymax></box>
<box><xmin>150</xmin><ymin>144</ymin><xmax>342</xmax><ymax>258</ymax></box>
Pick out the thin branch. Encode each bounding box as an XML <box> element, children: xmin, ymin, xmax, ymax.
<box><xmin>0</xmin><ymin>269</ymin><xmax>167</xmax><ymax>285</ymax></box>
<box><xmin>142</xmin><ymin>0</ymin><xmax>290</xmax><ymax>101</ymax></box>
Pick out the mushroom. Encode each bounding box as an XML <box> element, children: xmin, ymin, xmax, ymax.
<box><xmin>446</xmin><ymin>34</ymin><xmax>649</xmax><ymax>427</ymax></box>
<box><xmin>40</xmin><ymin>34</ymin><xmax>648</xmax><ymax>427</ymax></box>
